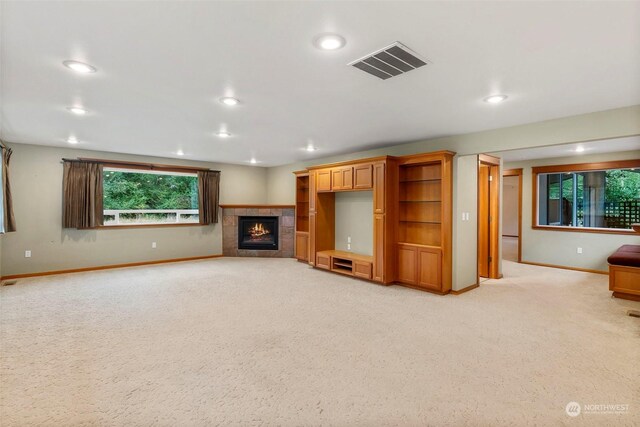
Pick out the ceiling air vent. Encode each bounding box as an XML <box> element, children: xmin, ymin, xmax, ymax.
<box><xmin>349</xmin><ymin>42</ymin><xmax>429</xmax><ymax>80</ymax></box>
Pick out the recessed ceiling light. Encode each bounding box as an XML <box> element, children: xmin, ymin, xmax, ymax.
<box><xmin>176</xmin><ymin>150</ymin><xmax>184</xmax><ymax>156</ymax></box>
<box><xmin>216</xmin><ymin>131</ymin><xmax>231</xmax><ymax>138</ymax></box>
<box><xmin>305</xmin><ymin>144</ymin><xmax>318</xmax><ymax>152</ymax></box>
<box><xmin>250</xmin><ymin>158</ymin><xmax>258</xmax><ymax>164</ymax></box>
<box><xmin>62</xmin><ymin>60</ymin><xmax>97</xmax><ymax>73</ymax></box>
<box><xmin>313</xmin><ymin>33</ymin><xmax>346</xmax><ymax>50</ymax></box>
<box><xmin>483</xmin><ymin>94</ymin><xmax>508</xmax><ymax>104</ymax></box>
<box><xmin>575</xmin><ymin>146</ymin><xmax>585</xmax><ymax>153</ymax></box>
<box><xmin>219</xmin><ymin>97</ymin><xmax>240</xmax><ymax>106</ymax></box>
<box><xmin>67</xmin><ymin>106</ymin><xmax>88</xmax><ymax>115</ymax></box>
<box><xmin>67</xmin><ymin>136</ymin><xmax>79</xmax><ymax>144</ymax></box>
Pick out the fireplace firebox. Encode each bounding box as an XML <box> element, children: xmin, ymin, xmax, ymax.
<box><xmin>238</xmin><ymin>216</ymin><xmax>279</xmax><ymax>250</ymax></box>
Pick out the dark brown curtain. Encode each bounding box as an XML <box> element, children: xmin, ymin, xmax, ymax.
<box><xmin>198</xmin><ymin>170</ymin><xmax>220</xmax><ymax>224</ymax></box>
<box><xmin>62</xmin><ymin>161</ymin><xmax>103</xmax><ymax>229</ymax></box>
<box><xmin>1</xmin><ymin>147</ymin><xmax>16</xmax><ymax>232</ymax></box>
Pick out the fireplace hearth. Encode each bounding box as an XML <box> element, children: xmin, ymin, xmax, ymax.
<box><xmin>238</xmin><ymin>216</ymin><xmax>279</xmax><ymax>250</ymax></box>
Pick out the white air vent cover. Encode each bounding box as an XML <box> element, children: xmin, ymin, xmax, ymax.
<box><xmin>349</xmin><ymin>42</ymin><xmax>429</xmax><ymax>80</ymax></box>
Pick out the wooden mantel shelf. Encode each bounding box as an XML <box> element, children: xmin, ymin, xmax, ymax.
<box><xmin>220</xmin><ymin>204</ymin><xmax>295</xmax><ymax>209</ymax></box>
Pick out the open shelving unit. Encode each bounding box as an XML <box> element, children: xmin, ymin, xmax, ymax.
<box><xmin>294</xmin><ymin>172</ymin><xmax>310</xmax><ymax>261</ymax></box>
<box><xmin>399</xmin><ymin>163</ymin><xmax>442</xmax><ymax>246</ymax></box>
<box><xmin>396</xmin><ymin>155</ymin><xmax>453</xmax><ymax>294</ymax></box>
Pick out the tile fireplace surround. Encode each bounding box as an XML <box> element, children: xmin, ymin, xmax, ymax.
<box><xmin>221</xmin><ymin>205</ymin><xmax>295</xmax><ymax>258</ymax></box>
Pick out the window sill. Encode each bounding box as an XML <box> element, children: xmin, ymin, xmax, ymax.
<box><xmin>97</xmin><ymin>223</ymin><xmax>209</xmax><ymax>230</ymax></box>
<box><xmin>532</xmin><ymin>225</ymin><xmax>636</xmax><ymax>236</ymax></box>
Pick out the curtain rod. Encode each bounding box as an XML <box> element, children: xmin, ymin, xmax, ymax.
<box><xmin>61</xmin><ymin>157</ymin><xmax>220</xmax><ymax>173</ymax></box>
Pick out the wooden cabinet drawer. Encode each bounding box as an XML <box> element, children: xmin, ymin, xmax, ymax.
<box><xmin>354</xmin><ymin>261</ymin><xmax>372</xmax><ymax>280</ymax></box>
<box><xmin>316</xmin><ymin>252</ymin><xmax>331</xmax><ymax>270</ymax></box>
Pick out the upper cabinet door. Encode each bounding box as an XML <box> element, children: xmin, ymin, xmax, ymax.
<box><xmin>353</xmin><ymin>164</ymin><xmax>373</xmax><ymax>189</ymax></box>
<box><xmin>317</xmin><ymin>169</ymin><xmax>332</xmax><ymax>192</ymax></box>
<box><xmin>309</xmin><ymin>171</ymin><xmax>316</xmax><ymax>212</ymax></box>
<box><xmin>330</xmin><ymin>166</ymin><xmax>353</xmax><ymax>191</ymax></box>
<box><xmin>341</xmin><ymin>167</ymin><xmax>353</xmax><ymax>190</ymax></box>
<box><xmin>331</xmin><ymin>168</ymin><xmax>343</xmax><ymax>190</ymax></box>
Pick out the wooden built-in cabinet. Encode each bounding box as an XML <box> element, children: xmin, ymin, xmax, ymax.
<box><xmin>332</xmin><ymin>166</ymin><xmax>353</xmax><ymax>191</ymax></box>
<box><xmin>395</xmin><ymin>152</ymin><xmax>453</xmax><ymax>293</ymax></box>
<box><xmin>294</xmin><ymin>171</ymin><xmax>310</xmax><ymax>262</ymax></box>
<box><xmin>296</xmin><ymin>151</ymin><xmax>454</xmax><ymax>295</ymax></box>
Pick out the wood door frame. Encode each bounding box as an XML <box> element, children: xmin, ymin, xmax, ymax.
<box><xmin>502</xmin><ymin>168</ymin><xmax>522</xmax><ymax>263</ymax></box>
<box><xmin>477</xmin><ymin>154</ymin><xmax>501</xmax><ymax>280</ymax></box>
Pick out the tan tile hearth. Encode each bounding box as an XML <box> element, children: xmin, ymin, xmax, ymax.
<box><xmin>221</xmin><ymin>205</ymin><xmax>295</xmax><ymax>258</ymax></box>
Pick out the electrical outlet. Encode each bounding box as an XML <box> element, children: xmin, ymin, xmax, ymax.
<box><xmin>152</xmin><ymin>242</ymin><xmax>157</xmax><ymax>249</ymax></box>
<box><xmin>347</xmin><ymin>243</ymin><xmax>351</xmax><ymax>251</ymax></box>
<box><xmin>577</xmin><ymin>247</ymin><xmax>583</xmax><ymax>254</ymax></box>
<box><xmin>462</xmin><ymin>213</ymin><xmax>466</xmax><ymax>221</ymax></box>
<box><xmin>25</xmin><ymin>250</ymin><xmax>32</xmax><ymax>258</ymax></box>
<box><xmin>347</xmin><ymin>236</ymin><xmax>351</xmax><ymax>243</ymax></box>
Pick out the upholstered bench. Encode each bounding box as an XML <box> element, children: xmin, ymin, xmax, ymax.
<box><xmin>608</xmin><ymin>245</ymin><xmax>640</xmax><ymax>301</ymax></box>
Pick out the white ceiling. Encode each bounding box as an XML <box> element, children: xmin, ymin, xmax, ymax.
<box><xmin>1</xmin><ymin>1</ymin><xmax>639</xmax><ymax>166</ymax></box>
<box><xmin>495</xmin><ymin>135</ymin><xmax>640</xmax><ymax>163</ymax></box>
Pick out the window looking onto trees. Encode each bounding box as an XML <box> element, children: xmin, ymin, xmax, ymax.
<box><xmin>536</xmin><ymin>166</ymin><xmax>639</xmax><ymax>231</ymax></box>
<box><xmin>103</xmin><ymin>168</ymin><xmax>199</xmax><ymax>226</ymax></box>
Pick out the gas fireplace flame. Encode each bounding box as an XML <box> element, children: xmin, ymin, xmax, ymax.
<box><xmin>249</xmin><ymin>223</ymin><xmax>270</xmax><ymax>238</ymax></box>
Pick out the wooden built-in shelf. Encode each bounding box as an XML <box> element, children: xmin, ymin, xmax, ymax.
<box><xmin>298</xmin><ymin>151</ymin><xmax>454</xmax><ymax>294</ymax></box>
<box><xmin>316</xmin><ymin>250</ymin><xmax>373</xmax><ymax>280</ymax></box>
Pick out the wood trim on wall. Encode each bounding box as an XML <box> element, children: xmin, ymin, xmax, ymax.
<box><xmin>450</xmin><ymin>283</ymin><xmax>479</xmax><ymax>295</ymax></box>
<box><xmin>503</xmin><ymin>168</ymin><xmax>523</xmax><ymax>263</ymax></box>
<box><xmin>531</xmin><ymin>159</ymin><xmax>640</xmax><ymax>174</ymax></box>
<box><xmin>531</xmin><ymin>158</ymin><xmax>640</xmax><ymax>235</ymax></box>
<box><xmin>219</xmin><ymin>204</ymin><xmax>295</xmax><ymax>209</ymax></box>
<box><xmin>0</xmin><ymin>254</ymin><xmax>224</xmax><ymax>281</ymax></box>
<box><xmin>97</xmin><ymin>223</ymin><xmax>207</xmax><ymax>230</ymax></box>
<box><xmin>67</xmin><ymin>157</ymin><xmax>218</xmax><ymax>173</ymax></box>
<box><xmin>519</xmin><ymin>260</ymin><xmax>607</xmax><ymax>275</ymax></box>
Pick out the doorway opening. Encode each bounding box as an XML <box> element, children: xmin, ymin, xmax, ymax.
<box><xmin>478</xmin><ymin>154</ymin><xmax>501</xmax><ymax>279</ymax></box>
<box><xmin>502</xmin><ymin>169</ymin><xmax>522</xmax><ymax>263</ymax></box>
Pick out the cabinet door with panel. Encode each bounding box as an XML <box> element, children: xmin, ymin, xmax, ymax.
<box><xmin>308</xmin><ymin>213</ymin><xmax>317</xmax><ymax>265</ymax></box>
<box><xmin>316</xmin><ymin>169</ymin><xmax>332</xmax><ymax>192</ymax></box>
<box><xmin>417</xmin><ymin>247</ymin><xmax>442</xmax><ymax>290</ymax></box>
<box><xmin>354</xmin><ymin>261</ymin><xmax>372</xmax><ymax>280</ymax></box>
<box><xmin>397</xmin><ymin>244</ymin><xmax>418</xmax><ymax>285</ymax></box>
<box><xmin>341</xmin><ymin>167</ymin><xmax>353</xmax><ymax>190</ymax></box>
<box><xmin>316</xmin><ymin>252</ymin><xmax>331</xmax><ymax>270</ymax></box>
<box><xmin>295</xmin><ymin>232</ymin><xmax>309</xmax><ymax>261</ymax></box>
<box><xmin>331</xmin><ymin>166</ymin><xmax>353</xmax><ymax>191</ymax></box>
<box><xmin>373</xmin><ymin>162</ymin><xmax>386</xmax><ymax>213</ymax></box>
<box><xmin>353</xmin><ymin>164</ymin><xmax>373</xmax><ymax>189</ymax></box>
<box><xmin>331</xmin><ymin>168</ymin><xmax>343</xmax><ymax>190</ymax></box>
<box><xmin>373</xmin><ymin>214</ymin><xmax>385</xmax><ymax>282</ymax></box>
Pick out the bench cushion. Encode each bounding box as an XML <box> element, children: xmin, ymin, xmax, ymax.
<box><xmin>608</xmin><ymin>245</ymin><xmax>640</xmax><ymax>268</ymax></box>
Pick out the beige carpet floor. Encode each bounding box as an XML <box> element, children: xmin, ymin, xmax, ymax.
<box><xmin>1</xmin><ymin>258</ymin><xmax>639</xmax><ymax>426</ymax></box>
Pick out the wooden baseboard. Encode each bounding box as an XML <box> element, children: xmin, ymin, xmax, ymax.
<box><xmin>396</xmin><ymin>282</ymin><xmax>450</xmax><ymax>295</ymax></box>
<box><xmin>0</xmin><ymin>254</ymin><xmax>224</xmax><ymax>281</ymax></box>
<box><xmin>520</xmin><ymin>260</ymin><xmax>607</xmax><ymax>275</ymax></box>
<box><xmin>612</xmin><ymin>291</ymin><xmax>640</xmax><ymax>302</ymax></box>
<box><xmin>451</xmin><ymin>283</ymin><xmax>480</xmax><ymax>295</ymax></box>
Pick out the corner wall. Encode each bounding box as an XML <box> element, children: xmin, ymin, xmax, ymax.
<box><xmin>504</xmin><ymin>150</ymin><xmax>640</xmax><ymax>272</ymax></box>
<box><xmin>1</xmin><ymin>143</ymin><xmax>268</xmax><ymax>277</ymax></box>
